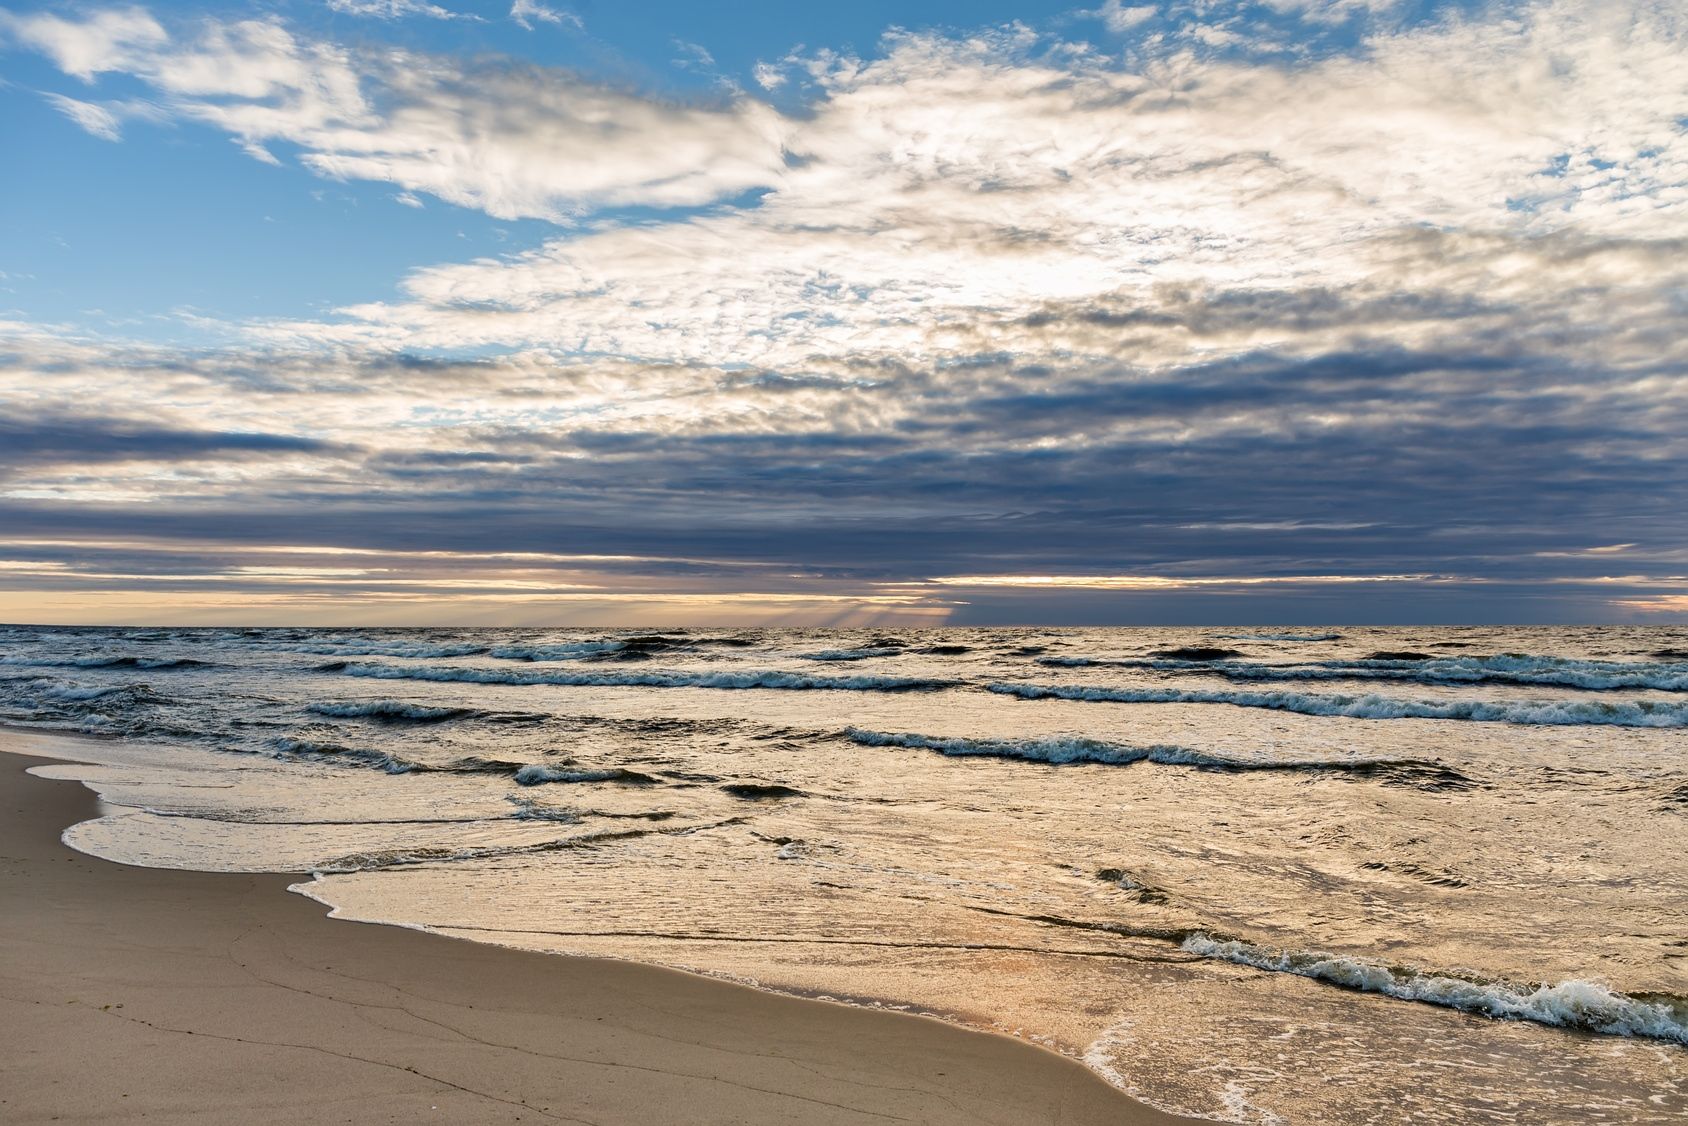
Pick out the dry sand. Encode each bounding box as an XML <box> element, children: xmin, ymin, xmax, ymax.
<box><xmin>0</xmin><ymin>730</ymin><xmax>1191</xmax><ymax>1125</ymax></box>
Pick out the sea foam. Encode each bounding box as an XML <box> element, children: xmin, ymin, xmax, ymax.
<box><xmin>280</xmin><ymin>640</ymin><xmax>489</xmax><ymax>659</ymax></box>
<box><xmin>1182</xmin><ymin>934</ymin><xmax>1688</xmax><ymax>1044</ymax></box>
<box><xmin>340</xmin><ymin>662</ymin><xmax>953</xmax><ymax>693</ymax></box>
<box><xmin>843</xmin><ymin>728</ymin><xmax>1467</xmax><ymax>784</ymax></box>
<box><xmin>1041</xmin><ymin>653</ymin><xmax>1688</xmax><ymax>691</ymax></box>
<box><xmin>306</xmin><ymin>700</ymin><xmax>481</xmax><ymax>722</ymax></box>
<box><xmin>798</xmin><ymin>647</ymin><xmax>903</xmax><ymax>661</ymax></box>
<box><xmin>988</xmin><ymin>682</ymin><xmax>1688</xmax><ymax>726</ymax></box>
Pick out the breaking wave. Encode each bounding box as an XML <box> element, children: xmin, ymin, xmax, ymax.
<box><xmin>1182</xmin><ymin>934</ymin><xmax>1688</xmax><ymax>1045</ymax></box>
<box><xmin>278</xmin><ymin>640</ymin><xmax>490</xmax><ymax>659</ymax></box>
<box><xmin>40</xmin><ymin>683</ymin><xmax>143</xmax><ymax>702</ymax></box>
<box><xmin>339</xmin><ymin>662</ymin><xmax>953</xmax><ymax>693</ymax></box>
<box><xmin>843</xmin><ymin>728</ymin><xmax>1472</xmax><ymax>786</ymax></box>
<box><xmin>306</xmin><ymin>700</ymin><xmax>483</xmax><ymax>722</ymax></box>
<box><xmin>512</xmin><ymin>765</ymin><xmax>661</xmax><ymax>786</ymax></box>
<box><xmin>798</xmin><ymin>647</ymin><xmax>902</xmax><ymax>661</ymax></box>
<box><xmin>1040</xmin><ymin>653</ymin><xmax>1688</xmax><ymax>691</ymax></box>
<box><xmin>260</xmin><ymin>738</ymin><xmax>654</xmax><ymax>787</ymax></box>
<box><xmin>488</xmin><ymin>641</ymin><xmax>630</xmax><ymax>661</ymax></box>
<box><xmin>0</xmin><ymin>655</ymin><xmax>212</xmax><ymax>670</ymax></box>
<box><xmin>262</xmin><ymin>737</ymin><xmax>523</xmax><ymax>776</ymax></box>
<box><xmin>988</xmin><ymin>683</ymin><xmax>1688</xmax><ymax>726</ymax></box>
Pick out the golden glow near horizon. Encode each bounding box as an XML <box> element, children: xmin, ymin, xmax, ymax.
<box><xmin>927</xmin><ymin>573</ymin><xmax>1441</xmax><ymax>589</ymax></box>
<box><xmin>0</xmin><ymin>536</ymin><xmax>1682</xmax><ymax>624</ymax></box>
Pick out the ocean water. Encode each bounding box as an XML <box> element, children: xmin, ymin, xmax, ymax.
<box><xmin>2</xmin><ymin>623</ymin><xmax>1685</xmax><ymax>1123</ymax></box>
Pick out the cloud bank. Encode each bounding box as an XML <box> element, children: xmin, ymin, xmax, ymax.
<box><xmin>0</xmin><ymin>0</ymin><xmax>1684</xmax><ymax>623</ymax></box>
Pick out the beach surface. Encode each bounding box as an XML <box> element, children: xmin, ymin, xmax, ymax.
<box><xmin>0</xmin><ymin>729</ymin><xmax>1186</xmax><ymax>1126</ymax></box>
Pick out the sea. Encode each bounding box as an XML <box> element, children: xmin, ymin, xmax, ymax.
<box><xmin>2</xmin><ymin>623</ymin><xmax>1684</xmax><ymax>1123</ymax></box>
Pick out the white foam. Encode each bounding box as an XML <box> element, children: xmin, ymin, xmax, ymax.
<box><xmin>488</xmin><ymin>641</ymin><xmax>628</xmax><ymax>661</ymax></box>
<box><xmin>341</xmin><ymin>661</ymin><xmax>952</xmax><ymax>693</ymax></box>
<box><xmin>988</xmin><ymin>683</ymin><xmax>1688</xmax><ymax>726</ymax></box>
<box><xmin>1040</xmin><ymin>653</ymin><xmax>1688</xmax><ymax>691</ymax></box>
<box><xmin>40</xmin><ymin>683</ymin><xmax>133</xmax><ymax>702</ymax></box>
<box><xmin>279</xmin><ymin>640</ymin><xmax>488</xmax><ymax>659</ymax></box>
<box><xmin>1216</xmin><ymin>654</ymin><xmax>1688</xmax><ymax>692</ymax></box>
<box><xmin>842</xmin><ymin>727</ymin><xmax>1416</xmax><ymax>774</ymax></box>
<box><xmin>306</xmin><ymin>700</ymin><xmax>471</xmax><ymax>721</ymax></box>
<box><xmin>512</xmin><ymin>765</ymin><xmax>626</xmax><ymax>785</ymax></box>
<box><xmin>1181</xmin><ymin>934</ymin><xmax>1688</xmax><ymax>1044</ymax></box>
<box><xmin>798</xmin><ymin>647</ymin><xmax>902</xmax><ymax>661</ymax></box>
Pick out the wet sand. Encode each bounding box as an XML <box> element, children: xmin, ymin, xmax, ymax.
<box><xmin>0</xmin><ymin>730</ymin><xmax>1189</xmax><ymax>1125</ymax></box>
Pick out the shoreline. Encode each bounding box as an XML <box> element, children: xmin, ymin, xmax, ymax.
<box><xmin>0</xmin><ymin>729</ymin><xmax>1192</xmax><ymax>1125</ymax></box>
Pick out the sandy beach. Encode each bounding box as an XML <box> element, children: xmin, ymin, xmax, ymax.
<box><xmin>0</xmin><ymin>729</ymin><xmax>1188</xmax><ymax>1126</ymax></box>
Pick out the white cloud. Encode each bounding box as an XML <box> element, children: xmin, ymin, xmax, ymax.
<box><xmin>1095</xmin><ymin>2</ymin><xmax>1159</xmax><ymax>33</ymax></box>
<box><xmin>752</xmin><ymin>61</ymin><xmax>787</xmax><ymax>90</ymax></box>
<box><xmin>6</xmin><ymin>2</ymin><xmax>1688</xmax><ymax>476</ymax></box>
<box><xmin>509</xmin><ymin>0</ymin><xmax>579</xmax><ymax>31</ymax></box>
<box><xmin>41</xmin><ymin>92</ymin><xmax>122</xmax><ymax>140</ymax></box>
<box><xmin>672</xmin><ymin>39</ymin><xmax>715</xmax><ymax>69</ymax></box>
<box><xmin>199</xmin><ymin>2</ymin><xmax>1684</xmax><ymax>378</ymax></box>
<box><xmin>326</xmin><ymin>0</ymin><xmax>468</xmax><ymax>19</ymax></box>
<box><xmin>11</xmin><ymin>13</ymin><xmax>782</xmax><ymax>221</ymax></box>
<box><xmin>0</xmin><ymin>6</ymin><xmax>166</xmax><ymax>81</ymax></box>
<box><xmin>1262</xmin><ymin>0</ymin><xmax>1404</xmax><ymax>22</ymax></box>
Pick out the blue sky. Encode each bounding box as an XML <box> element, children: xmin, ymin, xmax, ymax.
<box><xmin>3</xmin><ymin>0</ymin><xmax>1094</xmax><ymax>335</ymax></box>
<box><xmin>0</xmin><ymin>0</ymin><xmax>1684</xmax><ymax>625</ymax></box>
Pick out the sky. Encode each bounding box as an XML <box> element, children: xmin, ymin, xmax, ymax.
<box><xmin>0</xmin><ymin>0</ymin><xmax>1684</xmax><ymax>627</ymax></box>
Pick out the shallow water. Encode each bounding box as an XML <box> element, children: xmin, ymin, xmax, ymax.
<box><xmin>3</xmin><ymin>623</ymin><xmax>1684</xmax><ymax>1122</ymax></box>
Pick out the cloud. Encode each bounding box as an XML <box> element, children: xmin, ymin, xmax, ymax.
<box><xmin>1094</xmin><ymin>3</ymin><xmax>1159</xmax><ymax>33</ymax></box>
<box><xmin>326</xmin><ymin>0</ymin><xmax>469</xmax><ymax>19</ymax></box>
<box><xmin>509</xmin><ymin>0</ymin><xmax>579</xmax><ymax>32</ymax></box>
<box><xmin>41</xmin><ymin>92</ymin><xmax>122</xmax><ymax>139</ymax></box>
<box><xmin>0</xmin><ymin>1</ymin><xmax>1685</xmax><ymax>621</ymax></box>
<box><xmin>10</xmin><ymin>13</ymin><xmax>782</xmax><ymax>221</ymax></box>
<box><xmin>0</xmin><ymin>411</ymin><xmax>340</xmax><ymax>475</ymax></box>
<box><xmin>0</xmin><ymin>5</ymin><xmax>165</xmax><ymax>81</ymax></box>
<box><xmin>672</xmin><ymin>39</ymin><xmax>715</xmax><ymax>69</ymax></box>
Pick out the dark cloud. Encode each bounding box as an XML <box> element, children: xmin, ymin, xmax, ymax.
<box><xmin>0</xmin><ymin>413</ymin><xmax>344</xmax><ymax>473</ymax></box>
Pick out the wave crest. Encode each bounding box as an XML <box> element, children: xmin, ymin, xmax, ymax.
<box><xmin>1182</xmin><ymin>934</ymin><xmax>1688</xmax><ymax>1044</ymax></box>
<box><xmin>988</xmin><ymin>683</ymin><xmax>1688</xmax><ymax>726</ymax></box>
<box><xmin>1040</xmin><ymin>653</ymin><xmax>1688</xmax><ymax>691</ymax></box>
<box><xmin>340</xmin><ymin>662</ymin><xmax>953</xmax><ymax>693</ymax></box>
<box><xmin>842</xmin><ymin>728</ymin><xmax>1473</xmax><ymax>787</ymax></box>
<box><xmin>306</xmin><ymin>700</ymin><xmax>481</xmax><ymax>722</ymax></box>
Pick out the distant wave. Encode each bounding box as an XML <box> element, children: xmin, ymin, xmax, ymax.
<box><xmin>488</xmin><ymin>641</ymin><xmax>629</xmax><ymax>661</ymax></box>
<box><xmin>1040</xmin><ymin>653</ymin><xmax>1688</xmax><ymax>691</ymax></box>
<box><xmin>264</xmin><ymin>737</ymin><xmax>519</xmax><ymax>776</ymax></box>
<box><xmin>281</xmin><ymin>640</ymin><xmax>489</xmax><ymax>659</ymax></box>
<box><xmin>798</xmin><ymin>647</ymin><xmax>903</xmax><ymax>662</ymax></box>
<box><xmin>315</xmin><ymin>818</ymin><xmax>734</xmax><ymax>875</ymax></box>
<box><xmin>306</xmin><ymin>700</ymin><xmax>483</xmax><ymax>722</ymax></box>
<box><xmin>39</xmin><ymin>682</ymin><xmax>156</xmax><ymax>703</ymax></box>
<box><xmin>512</xmin><ymin>765</ymin><xmax>660</xmax><ymax>786</ymax></box>
<box><xmin>1182</xmin><ymin>934</ymin><xmax>1688</xmax><ymax>1045</ymax></box>
<box><xmin>988</xmin><ymin>683</ymin><xmax>1688</xmax><ymax>726</ymax></box>
<box><xmin>263</xmin><ymin>736</ymin><xmax>651</xmax><ymax>785</ymax></box>
<box><xmin>490</xmin><ymin>635</ymin><xmax>713</xmax><ymax>662</ymax></box>
<box><xmin>1216</xmin><ymin>632</ymin><xmax>1342</xmax><ymax>642</ymax></box>
<box><xmin>338</xmin><ymin>661</ymin><xmax>953</xmax><ymax>693</ymax></box>
<box><xmin>0</xmin><ymin>655</ymin><xmax>212</xmax><ymax>670</ymax></box>
<box><xmin>843</xmin><ymin>728</ymin><xmax>1473</xmax><ymax>787</ymax></box>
